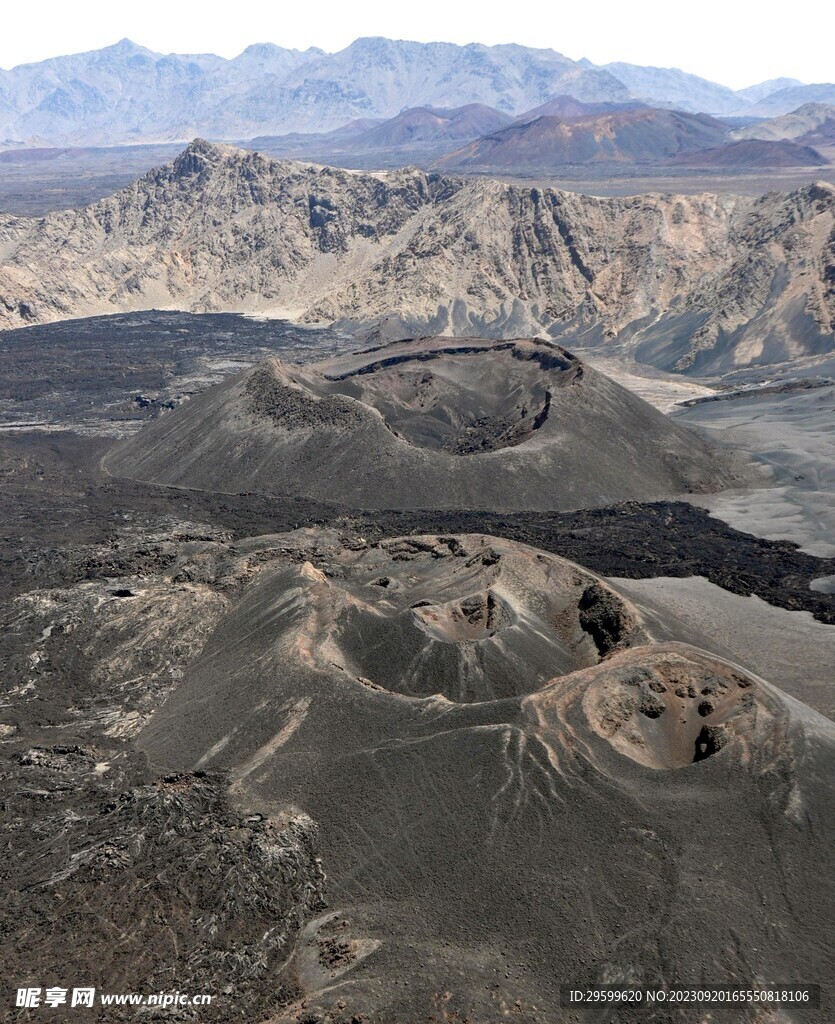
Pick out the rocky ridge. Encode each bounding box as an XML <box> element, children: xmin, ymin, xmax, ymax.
<box><xmin>1</xmin><ymin>140</ymin><xmax>833</xmax><ymax>371</ymax></box>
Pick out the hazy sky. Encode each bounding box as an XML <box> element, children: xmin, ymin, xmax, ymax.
<box><xmin>1</xmin><ymin>0</ymin><xmax>832</xmax><ymax>89</ymax></box>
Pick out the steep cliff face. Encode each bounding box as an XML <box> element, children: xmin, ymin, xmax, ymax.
<box><xmin>1</xmin><ymin>140</ymin><xmax>833</xmax><ymax>371</ymax></box>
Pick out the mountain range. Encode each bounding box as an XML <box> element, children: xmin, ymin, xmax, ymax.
<box><xmin>1</xmin><ymin>37</ymin><xmax>833</xmax><ymax>148</ymax></box>
<box><xmin>0</xmin><ymin>140</ymin><xmax>832</xmax><ymax>372</ymax></box>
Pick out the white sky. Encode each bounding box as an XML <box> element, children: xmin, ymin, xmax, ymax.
<box><xmin>1</xmin><ymin>0</ymin><xmax>832</xmax><ymax>89</ymax></box>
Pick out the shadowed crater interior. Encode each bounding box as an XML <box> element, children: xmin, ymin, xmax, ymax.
<box><xmin>321</xmin><ymin>340</ymin><xmax>580</xmax><ymax>454</ymax></box>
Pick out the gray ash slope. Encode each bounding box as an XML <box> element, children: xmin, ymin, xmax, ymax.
<box><xmin>4</xmin><ymin>514</ymin><xmax>832</xmax><ymax>1022</ymax></box>
<box><xmin>1</xmin><ymin>140</ymin><xmax>833</xmax><ymax>373</ymax></box>
<box><xmin>130</xmin><ymin>530</ymin><xmax>835</xmax><ymax>1023</ymax></box>
<box><xmin>105</xmin><ymin>337</ymin><xmax>754</xmax><ymax>510</ymax></box>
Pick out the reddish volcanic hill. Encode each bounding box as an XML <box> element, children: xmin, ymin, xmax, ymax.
<box><xmin>515</xmin><ymin>94</ymin><xmax>648</xmax><ymax>121</ymax></box>
<box><xmin>352</xmin><ymin>103</ymin><xmax>513</xmax><ymax>146</ymax></box>
<box><xmin>437</xmin><ymin>107</ymin><xmax>728</xmax><ymax>169</ymax></box>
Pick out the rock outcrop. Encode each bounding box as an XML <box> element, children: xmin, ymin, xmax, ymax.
<box><xmin>1</xmin><ymin>140</ymin><xmax>833</xmax><ymax>371</ymax></box>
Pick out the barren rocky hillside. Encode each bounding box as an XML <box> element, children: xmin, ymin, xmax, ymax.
<box><xmin>1</xmin><ymin>139</ymin><xmax>833</xmax><ymax>371</ymax></box>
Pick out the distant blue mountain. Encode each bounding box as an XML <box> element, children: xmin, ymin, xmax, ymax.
<box><xmin>0</xmin><ymin>37</ymin><xmax>825</xmax><ymax>147</ymax></box>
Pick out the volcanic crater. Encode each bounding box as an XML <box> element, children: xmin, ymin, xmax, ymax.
<box><xmin>319</xmin><ymin>339</ymin><xmax>578</xmax><ymax>455</ymax></box>
<box><xmin>105</xmin><ymin>336</ymin><xmax>754</xmax><ymax>510</ymax></box>
<box><xmin>577</xmin><ymin>647</ymin><xmax>773</xmax><ymax>769</ymax></box>
<box><xmin>273</xmin><ymin>534</ymin><xmax>648</xmax><ymax>704</ymax></box>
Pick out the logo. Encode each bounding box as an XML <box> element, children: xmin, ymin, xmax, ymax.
<box><xmin>15</xmin><ymin>988</ymin><xmax>96</xmax><ymax>1009</ymax></box>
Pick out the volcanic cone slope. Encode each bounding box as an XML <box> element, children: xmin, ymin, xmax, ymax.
<box><xmin>136</xmin><ymin>532</ymin><xmax>835</xmax><ymax>1023</ymax></box>
<box><xmin>105</xmin><ymin>337</ymin><xmax>752</xmax><ymax>510</ymax></box>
